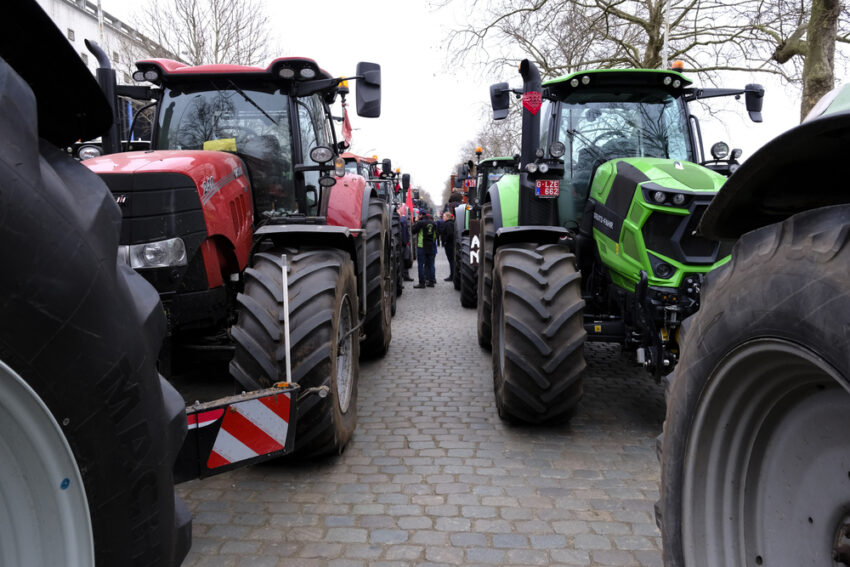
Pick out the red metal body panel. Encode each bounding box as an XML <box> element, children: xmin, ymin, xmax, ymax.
<box><xmin>85</xmin><ymin>150</ymin><xmax>254</xmax><ymax>274</ymax></box>
<box><xmin>326</xmin><ymin>173</ymin><xmax>367</xmax><ymax>230</ymax></box>
<box><xmin>138</xmin><ymin>57</ymin><xmax>332</xmax><ymax>80</ymax></box>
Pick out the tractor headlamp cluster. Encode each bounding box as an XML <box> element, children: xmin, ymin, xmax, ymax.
<box><xmin>643</xmin><ymin>186</ymin><xmax>691</xmax><ymax>208</ymax></box>
<box><xmin>133</xmin><ymin>68</ymin><xmax>161</xmax><ymax>84</ymax></box>
<box><xmin>662</xmin><ymin>76</ymin><xmax>683</xmax><ymax>89</ymax></box>
<box><xmin>119</xmin><ymin>237</ymin><xmax>187</xmax><ymax>269</ymax></box>
<box><xmin>549</xmin><ymin>141</ymin><xmax>566</xmax><ymax>158</ymax></box>
<box><xmin>275</xmin><ymin>60</ymin><xmax>320</xmax><ymax>81</ymax></box>
<box><xmin>309</xmin><ymin>145</ymin><xmax>334</xmax><ymax>164</ymax></box>
<box><xmin>569</xmin><ymin>75</ymin><xmax>591</xmax><ymax>88</ymax></box>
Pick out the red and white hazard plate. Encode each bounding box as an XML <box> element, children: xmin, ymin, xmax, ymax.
<box><xmin>535</xmin><ymin>179</ymin><xmax>560</xmax><ymax>198</ymax></box>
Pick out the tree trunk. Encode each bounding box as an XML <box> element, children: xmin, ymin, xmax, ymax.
<box><xmin>800</xmin><ymin>0</ymin><xmax>840</xmax><ymax>120</ymax></box>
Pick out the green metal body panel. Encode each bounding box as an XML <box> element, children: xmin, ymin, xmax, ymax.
<box><xmin>590</xmin><ymin>157</ymin><xmax>728</xmax><ymax>290</ymax></box>
<box><xmin>491</xmin><ymin>174</ymin><xmax>520</xmax><ymax>228</ymax></box>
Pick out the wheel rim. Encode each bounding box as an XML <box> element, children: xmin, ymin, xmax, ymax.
<box><xmin>0</xmin><ymin>359</ymin><xmax>94</xmax><ymax>566</ymax></box>
<box><xmin>336</xmin><ymin>294</ymin><xmax>355</xmax><ymax>413</ymax></box>
<box><xmin>682</xmin><ymin>338</ymin><xmax>850</xmax><ymax>566</ymax></box>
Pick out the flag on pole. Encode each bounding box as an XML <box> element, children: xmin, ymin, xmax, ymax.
<box><xmin>341</xmin><ymin>104</ymin><xmax>352</xmax><ymax>146</ymax></box>
<box><xmin>405</xmin><ymin>183</ymin><xmax>414</xmax><ymax>216</ymax></box>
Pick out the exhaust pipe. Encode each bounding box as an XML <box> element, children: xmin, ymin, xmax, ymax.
<box><xmin>85</xmin><ymin>39</ymin><xmax>120</xmax><ymax>155</ymax></box>
<box><xmin>518</xmin><ymin>59</ymin><xmax>542</xmax><ymax>170</ymax></box>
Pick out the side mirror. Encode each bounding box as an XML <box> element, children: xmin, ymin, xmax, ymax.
<box><xmin>402</xmin><ymin>173</ymin><xmax>410</xmax><ymax>191</ymax></box>
<box><xmin>413</xmin><ymin>189</ymin><xmax>420</xmax><ymax>200</ymax></box>
<box><xmin>490</xmin><ymin>82</ymin><xmax>510</xmax><ymax>120</ymax></box>
<box><xmin>382</xmin><ymin>158</ymin><xmax>392</xmax><ymax>175</ymax></box>
<box><xmin>355</xmin><ymin>62</ymin><xmax>381</xmax><ymax>118</ymax></box>
<box><xmin>730</xmin><ymin>148</ymin><xmax>742</xmax><ymax>160</ymax></box>
<box><xmin>745</xmin><ymin>84</ymin><xmax>764</xmax><ymax>123</ymax></box>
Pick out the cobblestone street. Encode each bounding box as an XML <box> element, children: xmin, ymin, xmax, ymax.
<box><xmin>178</xmin><ymin>256</ymin><xmax>667</xmax><ymax>567</ymax></box>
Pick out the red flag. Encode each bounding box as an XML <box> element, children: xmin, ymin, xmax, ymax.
<box><xmin>405</xmin><ymin>183</ymin><xmax>414</xmax><ymax>216</ymax></box>
<box><xmin>341</xmin><ymin>104</ymin><xmax>352</xmax><ymax>146</ymax></box>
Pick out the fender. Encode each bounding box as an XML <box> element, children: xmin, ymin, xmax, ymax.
<box><xmin>700</xmin><ymin>111</ymin><xmax>850</xmax><ymax>240</ymax></box>
<box><xmin>254</xmin><ymin>225</ymin><xmax>357</xmax><ymax>262</ymax></box>
<box><xmin>453</xmin><ymin>204</ymin><xmax>467</xmax><ymax>237</ymax></box>
<box><xmin>495</xmin><ymin>225</ymin><xmax>568</xmax><ymax>250</ymax></box>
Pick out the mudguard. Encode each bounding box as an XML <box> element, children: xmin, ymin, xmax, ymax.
<box><xmin>700</xmin><ymin>110</ymin><xmax>850</xmax><ymax>240</ymax></box>
<box><xmin>483</xmin><ymin>174</ymin><xmax>520</xmax><ymax>231</ymax></box>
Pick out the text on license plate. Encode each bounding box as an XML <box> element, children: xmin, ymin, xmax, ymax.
<box><xmin>535</xmin><ymin>179</ymin><xmax>559</xmax><ymax>198</ymax></box>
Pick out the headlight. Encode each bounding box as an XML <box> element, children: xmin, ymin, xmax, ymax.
<box><xmin>653</xmin><ymin>191</ymin><xmax>666</xmax><ymax>204</ymax></box>
<box><xmin>538</xmin><ymin>163</ymin><xmax>549</xmax><ymax>173</ymax></box>
<box><xmin>143</xmin><ymin>69</ymin><xmax>160</xmax><ymax>82</ymax></box>
<box><xmin>672</xmin><ymin>193</ymin><xmax>687</xmax><ymax>206</ymax></box>
<box><xmin>526</xmin><ymin>163</ymin><xmax>538</xmax><ymax>173</ymax></box>
<box><xmin>78</xmin><ymin>145</ymin><xmax>103</xmax><ymax>160</ymax></box>
<box><xmin>549</xmin><ymin>141</ymin><xmax>566</xmax><ymax>158</ymax></box>
<box><xmin>310</xmin><ymin>145</ymin><xmax>334</xmax><ymax>163</ymax></box>
<box><xmin>119</xmin><ymin>237</ymin><xmax>188</xmax><ymax>269</ymax></box>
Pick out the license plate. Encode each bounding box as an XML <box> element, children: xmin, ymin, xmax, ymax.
<box><xmin>535</xmin><ymin>179</ymin><xmax>559</xmax><ymax>198</ymax></box>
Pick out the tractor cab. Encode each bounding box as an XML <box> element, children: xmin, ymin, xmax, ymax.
<box><xmin>132</xmin><ymin>58</ymin><xmax>380</xmax><ymax>222</ymax></box>
<box><xmin>476</xmin><ymin>156</ymin><xmax>519</xmax><ymax>197</ymax></box>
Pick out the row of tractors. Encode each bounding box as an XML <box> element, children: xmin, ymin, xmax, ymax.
<box><xmin>0</xmin><ymin>1</ymin><xmax>424</xmax><ymax>565</ymax></box>
<box><xmin>454</xmin><ymin>52</ymin><xmax>850</xmax><ymax>567</ymax></box>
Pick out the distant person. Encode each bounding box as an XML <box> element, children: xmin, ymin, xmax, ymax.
<box><xmin>439</xmin><ymin>211</ymin><xmax>456</xmax><ymax>281</ymax></box>
<box><xmin>412</xmin><ymin>212</ymin><xmax>437</xmax><ymax>288</ymax></box>
<box><xmin>399</xmin><ymin>207</ymin><xmax>413</xmax><ymax>282</ymax></box>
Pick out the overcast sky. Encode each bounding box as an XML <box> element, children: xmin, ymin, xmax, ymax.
<box><xmin>104</xmin><ymin>0</ymin><xmax>808</xmax><ymax>205</ymax></box>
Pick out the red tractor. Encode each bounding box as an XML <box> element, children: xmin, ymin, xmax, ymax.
<box><xmin>83</xmin><ymin>49</ymin><xmax>391</xmax><ymax>457</ymax></box>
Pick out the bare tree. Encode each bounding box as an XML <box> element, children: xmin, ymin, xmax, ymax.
<box><xmin>135</xmin><ymin>0</ymin><xmax>272</xmax><ymax>66</ymax></box>
<box><xmin>451</xmin><ymin>0</ymin><xmax>849</xmax><ymax>118</ymax></box>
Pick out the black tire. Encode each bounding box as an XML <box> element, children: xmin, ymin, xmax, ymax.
<box><xmin>230</xmin><ymin>247</ymin><xmax>359</xmax><ymax>457</ymax></box>
<box><xmin>453</xmin><ymin>240</ymin><xmax>462</xmax><ymax>290</ymax></box>
<box><xmin>392</xmin><ymin>210</ymin><xmax>403</xmax><ymax>299</ymax></box>
<box><xmin>0</xmin><ymin>60</ymin><xmax>190</xmax><ymax>566</ymax></box>
<box><xmin>360</xmin><ymin>198</ymin><xmax>393</xmax><ymax>357</ymax></box>
<box><xmin>459</xmin><ymin>236</ymin><xmax>478</xmax><ymax>308</ymax></box>
<box><xmin>491</xmin><ymin>244</ymin><xmax>586</xmax><ymax>423</ymax></box>
<box><xmin>659</xmin><ymin>204</ymin><xmax>850</xmax><ymax>567</ymax></box>
<box><xmin>477</xmin><ymin>203</ymin><xmax>496</xmax><ymax>349</ymax></box>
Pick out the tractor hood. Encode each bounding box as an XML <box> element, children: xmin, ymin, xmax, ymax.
<box><xmin>595</xmin><ymin>158</ymin><xmax>726</xmax><ymax>197</ymax></box>
<box><xmin>84</xmin><ymin>150</ymin><xmax>247</xmax><ymax>201</ymax></box>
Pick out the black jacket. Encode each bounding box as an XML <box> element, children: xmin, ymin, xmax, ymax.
<box><xmin>438</xmin><ymin>220</ymin><xmax>455</xmax><ymax>249</ymax></box>
<box><xmin>412</xmin><ymin>219</ymin><xmax>437</xmax><ymax>250</ymax></box>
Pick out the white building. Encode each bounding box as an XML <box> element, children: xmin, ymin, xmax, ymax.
<box><xmin>35</xmin><ymin>0</ymin><xmax>177</xmax><ymax>83</ymax></box>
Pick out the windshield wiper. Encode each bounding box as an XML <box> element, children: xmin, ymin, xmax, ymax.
<box><xmin>227</xmin><ymin>80</ymin><xmax>278</xmax><ymax>126</ymax></box>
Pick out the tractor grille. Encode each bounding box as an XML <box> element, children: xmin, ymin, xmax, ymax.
<box><xmin>642</xmin><ymin>202</ymin><xmax>730</xmax><ymax>264</ymax></box>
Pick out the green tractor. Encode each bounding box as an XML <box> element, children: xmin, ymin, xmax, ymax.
<box><xmin>479</xmin><ymin>59</ymin><xmax>763</xmax><ymax>423</ymax></box>
<box><xmin>657</xmin><ymin>86</ymin><xmax>850</xmax><ymax>567</ymax></box>
<box><xmin>454</xmin><ymin>153</ymin><xmax>518</xmax><ymax>308</ymax></box>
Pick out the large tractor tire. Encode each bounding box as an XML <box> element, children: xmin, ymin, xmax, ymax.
<box><xmin>477</xmin><ymin>203</ymin><xmax>496</xmax><ymax>349</ymax></box>
<box><xmin>360</xmin><ymin>198</ymin><xmax>393</xmax><ymax>357</ymax></box>
<box><xmin>490</xmin><ymin>244</ymin><xmax>586</xmax><ymax>423</ymax></box>
<box><xmin>230</xmin><ymin>248</ymin><xmax>359</xmax><ymax>458</ymax></box>
<box><xmin>0</xmin><ymin>62</ymin><xmax>190</xmax><ymax>566</ymax></box>
<box><xmin>392</xmin><ymin>210</ymin><xmax>403</xmax><ymax>299</ymax></box>
<box><xmin>658</xmin><ymin>204</ymin><xmax>850</xmax><ymax>567</ymax></box>
<box><xmin>453</xmin><ymin>240</ymin><xmax>462</xmax><ymax>290</ymax></box>
<box><xmin>459</xmin><ymin>236</ymin><xmax>478</xmax><ymax>308</ymax></box>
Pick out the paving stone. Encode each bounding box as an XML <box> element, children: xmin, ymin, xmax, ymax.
<box><xmin>176</xmin><ymin>255</ymin><xmax>665</xmax><ymax>566</ymax></box>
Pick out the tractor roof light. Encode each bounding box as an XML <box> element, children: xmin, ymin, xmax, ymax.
<box><xmin>143</xmin><ymin>69</ymin><xmax>160</xmax><ymax>82</ymax></box>
<box><xmin>310</xmin><ymin>146</ymin><xmax>334</xmax><ymax>164</ymax></box>
<box><xmin>278</xmin><ymin>67</ymin><xmax>296</xmax><ymax>79</ymax></box>
<box><xmin>672</xmin><ymin>79</ymin><xmax>681</xmax><ymax>88</ymax></box>
<box><xmin>671</xmin><ymin>60</ymin><xmax>685</xmax><ymax>71</ymax></box>
<box><xmin>570</xmin><ymin>78</ymin><xmax>579</xmax><ymax>88</ymax></box>
<box><xmin>581</xmin><ymin>75</ymin><xmax>590</xmax><ymax>85</ymax></box>
<box><xmin>663</xmin><ymin>76</ymin><xmax>672</xmax><ymax>86</ymax></box>
<box><xmin>300</xmin><ymin>67</ymin><xmax>316</xmax><ymax>79</ymax></box>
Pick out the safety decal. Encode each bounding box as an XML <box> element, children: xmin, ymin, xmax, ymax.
<box><xmin>523</xmin><ymin>91</ymin><xmax>542</xmax><ymax>115</ymax></box>
<box><xmin>206</xmin><ymin>393</ymin><xmax>292</xmax><ymax>469</ymax></box>
<box><xmin>187</xmin><ymin>409</ymin><xmax>225</xmax><ymax>429</ymax></box>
